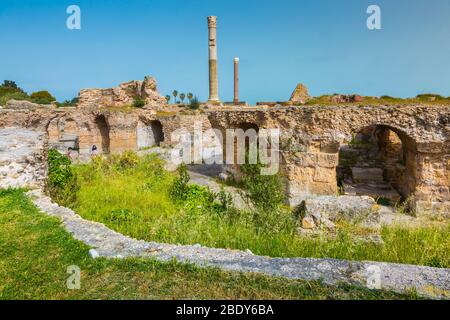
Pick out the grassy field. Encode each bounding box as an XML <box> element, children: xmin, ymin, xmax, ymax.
<box><xmin>0</xmin><ymin>188</ymin><xmax>416</xmax><ymax>300</ymax></box>
<box><xmin>71</xmin><ymin>155</ymin><xmax>450</xmax><ymax>268</ymax></box>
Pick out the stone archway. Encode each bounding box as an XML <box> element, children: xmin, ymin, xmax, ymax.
<box><xmin>338</xmin><ymin>124</ymin><xmax>417</xmax><ymax>205</ymax></box>
<box><xmin>223</xmin><ymin>122</ymin><xmax>260</xmax><ymax>180</ymax></box>
<box><xmin>94</xmin><ymin>115</ymin><xmax>110</xmax><ymax>154</ymax></box>
<box><xmin>136</xmin><ymin>120</ymin><xmax>164</xmax><ymax>149</ymax></box>
<box><xmin>46</xmin><ymin>117</ymin><xmax>80</xmax><ymax>153</ymax></box>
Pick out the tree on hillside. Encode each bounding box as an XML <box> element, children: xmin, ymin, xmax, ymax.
<box><xmin>172</xmin><ymin>90</ymin><xmax>178</xmax><ymax>104</ymax></box>
<box><xmin>30</xmin><ymin>91</ymin><xmax>56</xmax><ymax>104</ymax></box>
<box><xmin>179</xmin><ymin>93</ymin><xmax>186</xmax><ymax>104</ymax></box>
<box><xmin>165</xmin><ymin>95</ymin><xmax>171</xmax><ymax>103</ymax></box>
<box><xmin>187</xmin><ymin>92</ymin><xmax>193</xmax><ymax>103</ymax></box>
<box><xmin>1</xmin><ymin>80</ymin><xmax>24</xmax><ymax>93</ymax></box>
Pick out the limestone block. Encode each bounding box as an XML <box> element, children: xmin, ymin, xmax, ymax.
<box><xmin>300</xmin><ymin>195</ymin><xmax>380</xmax><ymax>223</ymax></box>
<box><xmin>313</xmin><ymin>167</ymin><xmax>336</xmax><ymax>183</ymax></box>
<box><xmin>352</xmin><ymin>167</ymin><xmax>384</xmax><ymax>183</ymax></box>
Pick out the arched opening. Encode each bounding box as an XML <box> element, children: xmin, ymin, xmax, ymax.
<box><xmin>223</xmin><ymin>122</ymin><xmax>260</xmax><ymax>180</ymax></box>
<box><xmin>338</xmin><ymin>125</ymin><xmax>417</xmax><ymax>206</ymax></box>
<box><xmin>46</xmin><ymin>117</ymin><xmax>80</xmax><ymax>153</ymax></box>
<box><xmin>94</xmin><ymin>115</ymin><xmax>110</xmax><ymax>154</ymax></box>
<box><xmin>137</xmin><ymin>120</ymin><xmax>164</xmax><ymax>149</ymax></box>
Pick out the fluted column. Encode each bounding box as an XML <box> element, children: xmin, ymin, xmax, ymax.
<box><xmin>233</xmin><ymin>57</ymin><xmax>239</xmax><ymax>103</ymax></box>
<box><xmin>207</xmin><ymin>16</ymin><xmax>220</xmax><ymax>103</ymax></box>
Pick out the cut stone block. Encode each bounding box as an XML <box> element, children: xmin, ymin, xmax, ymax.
<box><xmin>300</xmin><ymin>195</ymin><xmax>379</xmax><ymax>223</ymax></box>
<box><xmin>352</xmin><ymin>167</ymin><xmax>384</xmax><ymax>183</ymax></box>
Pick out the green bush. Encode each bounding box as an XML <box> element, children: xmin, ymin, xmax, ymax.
<box><xmin>188</xmin><ymin>96</ymin><xmax>200</xmax><ymax>110</ymax></box>
<box><xmin>109</xmin><ymin>151</ymin><xmax>139</xmax><ymax>171</ymax></box>
<box><xmin>240</xmin><ymin>163</ymin><xmax>285</xmax><ymax>213</ymax></box>
<box><xmin>56</xmin><ymin>97</ymin><xmax>79</xmax><ymax>108</ymax></box>
<box><xmin>47</xmin><ymin>149</ymin><xmax>79</xmax><ymax>206</ymax></box>
<box><xmin>0</xmin><ymin>91</ymin><xmax>30</xmax><ymax>105</ymax></box>
<box><xmin>30</xmin><ymin>90</ymin><xmax>56</xmax><ymax>104</ymax></box>
<box><xmin>239</xmin><ymin>162</ymin><xmax>294</xmax><ymax>234</ymax></box>
<box><xmin>133</xmin><ymin>96</ymin><xmax>145</xmax><ymax>108</ymax></box>
<box><xmin>0</xmin><ymin>81</ymin><xmax>30</xmax><ymax>105</ymax></box>
<box><xmin>169</xmin><ymin>164</ymin><xmax>191</xmax><ymax>201</ymax></box>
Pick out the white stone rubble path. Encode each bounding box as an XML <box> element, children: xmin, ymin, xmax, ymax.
<box><xmin>26</xmin><ymin>189</ymin><xmax>449</xmax><ymax>299</ymax></box>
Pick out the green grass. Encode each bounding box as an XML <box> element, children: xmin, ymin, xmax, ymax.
<box><xmin>0</xmin><ymin>188</ymin><xmax>414</xmax><ymax>300</ymax></box>
<box><xmin>72</xmin><ymin>155</ymin><xmax>450</xmax><ymax>268</ymax></box>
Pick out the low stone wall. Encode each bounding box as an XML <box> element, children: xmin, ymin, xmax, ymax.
<box><xmin>26</xmin><ymin>189</ymin><xmax>450</xmax><ymax>299</ymax></box>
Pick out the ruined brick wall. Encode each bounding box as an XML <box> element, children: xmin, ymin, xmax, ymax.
<box><xmin>77</xmin><ymin>76</ymin><xmax>166</xmax><ymax>109</ymax></box>
<box><xmin>207</xmin><ymin>105</ymin><xmax>450</xmax><ymax>215</ymax></box>
<box><xmin>0</xmin><ymin>104</ymin><xmax>448</xmax><ymax>215</ymax></box>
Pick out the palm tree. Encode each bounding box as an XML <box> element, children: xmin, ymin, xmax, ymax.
<box><xmin>172</xmin><ymin>90</ymin><xmax>178</xmax><ymax>104</ymax></box>
<box><xmin>187</xmin><ymin>92</ymin><xmax>193</xmax><ymax>103</ymax></box>
<box><xmin>179</xmin><ymin>93</ymin><xmax>186</xmax><ymax>104</ymax></box>
<box><xmin>165</xmin><ymin>95</ymin><xmax>171</xmax><ymax>103</ymax></box>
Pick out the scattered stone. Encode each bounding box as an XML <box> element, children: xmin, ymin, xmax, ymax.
<box><xmin>89</xmin><ymin>249</ymin><xmax>99</xmax><ymax>259</ymax></box>
<box><xmin>300</xmin><ymin>195</ymin><xmax>380</xmax><ymax>224</ymax></box>
<box><xmin>218</xmin><ymin>172</ymin><xmax>228</xmax><ymax>181</ymax></box>
<box><xmin>301</xmin><ymin>216</ymin><xmax>316</xmax><ymax>229</ymax></box>
<box><xmin>329</xmin><ymin>94</ymin><xmax>364</xmax><ymax>104</ymax></box>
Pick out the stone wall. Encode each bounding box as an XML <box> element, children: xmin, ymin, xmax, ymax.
<box><xmin>77</xmin><ymin>76</ymin><xmax>166</xmax><ymax>109</ymax></box>
<box><xmin>0</xmin><ymin>104</ymin><xmax>448</xmax><ymax>216</ymax></box>
<box><xmin>207</xmin><ymin>105</ymin><xmax>450</xmax><ymax>215</ymax></box>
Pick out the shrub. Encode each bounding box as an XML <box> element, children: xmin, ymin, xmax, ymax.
<box><xmin>240</xmin><ymin>162</ymin><xmax>285</xmax><ymax>213</ymax></box>
<box><xmin>30</xmin><ymin>90</ymin><xmax>56</xmax><ymax>104</ymax></box>
<box><xmin>239</xmin><ymin>162</ymin><xmax>294</xmax><ymax>234</ymax></box>
<box><xmin>56</xmin><ymin>97</ymin><xmax>79</xmax><ymax>108</ymax></box>
<box><xmin>0</xmin><ymin>91</ymin><xmax>29</xmax><ymax>106</ymax></box>
<box><xmin>169</xmin><ymin>164</ymin><xmax>190</xmax><ymax>201</ymax></box>
<box><xmin>133</xmin><ymin>96</ymin><xmax>145</xmax><ymax>108</ymax></box>
<box><xmin>188</xmin><ymin>96</ymin><xmax>200</xmax><ymax>110</ymax></box>
<box><xmin>115</xmin><ymin>151</ymin><xmax>139</xmax><ymax>170</ymax></box>
<box><xmin>0</xmin><ymin>81</ymin><xmax>30</xmax><ymax>105</ymax></box>
<box><xmin>47</xmin><ymin>149</ymin><xmax>79</xmax><ymax>206</ymax></box>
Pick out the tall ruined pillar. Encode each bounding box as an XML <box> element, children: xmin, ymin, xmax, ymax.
<box><xmin>207</xmin><ymin>16</ymin><xmax>220</xmax><ymax>104</ymax></box>
<box><xmin>233</xmin><ymin>57</ymin><xmax>239</xmax><ymax>103</ymax></box>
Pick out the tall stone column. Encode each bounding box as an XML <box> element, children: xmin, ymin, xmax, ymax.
<box><xmin>207</xmin><ymin>16</ymin><xmax>220</xmax><ymax>103</ymax></box>
<box><xmin>233</xmin><ymin>57</ymin><xmax>239</xmax><ymax>103</ymax></box>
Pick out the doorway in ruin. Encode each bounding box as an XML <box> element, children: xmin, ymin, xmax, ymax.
<box><xmin>224</xmin><ymin>122</ymin><xmax>260</xmax><ymax>179</ymax></box>
<box><xmin>46</xmin><ymin>118</ymin><xmax>80</xmax><ymax>152</ymax></box>
<box><xmin>95</xmin><ymin>115</ymin><xmax>110</xmax><ymax>154</ymax></box>
<box><xmin>337</xmin><ymin>125</ymin><xmax>417</xmax><ymax>206</ymax></box>
<box><xmin>137</xmin><ymin>120</ymin><xmax>164</xmax><ymax>149</ymax></box>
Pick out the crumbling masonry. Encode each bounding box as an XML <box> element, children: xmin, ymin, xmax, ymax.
<box><xmin>0</xmin><ymin>93</ymin><xmax>448</xmax><ymax>216</ymax></box>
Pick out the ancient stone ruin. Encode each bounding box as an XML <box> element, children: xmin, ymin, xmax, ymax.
<box><xmin>78</xmin><ymin>76</ymin><xmax>166</xmax><ymax>109</ymax></box>
<box><xmin>0</xmin><ymin>97</ymin><xmax>448</xmax><ymax>218</ymax></box>
<box><xmin>0</xmin><ymin>14</ymin><xmax>448</xmax><ymax>220</ymax></box>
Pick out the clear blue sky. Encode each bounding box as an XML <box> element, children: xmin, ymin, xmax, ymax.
<box><xmin>1</xmin><ymin>0</ymin><xmax>449</xmax><ymax>103</ymax></box>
